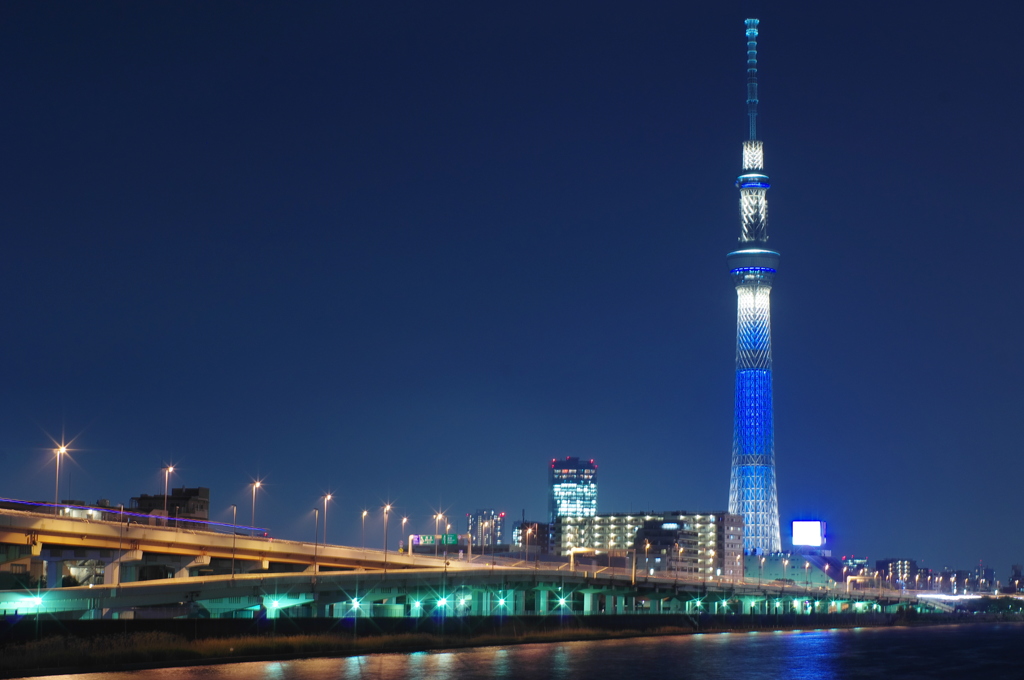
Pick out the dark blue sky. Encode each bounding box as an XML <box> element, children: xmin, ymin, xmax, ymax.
<box><xmin>0</xmin><ymin>3</ymin><xmax>1020</xmax><ymax>575</ymax></box>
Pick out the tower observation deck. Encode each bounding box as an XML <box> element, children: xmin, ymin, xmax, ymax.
<box><xmin>727</xmin><ymin>18</ymin><xmax>781</xmax><ymax>554</ymax></box>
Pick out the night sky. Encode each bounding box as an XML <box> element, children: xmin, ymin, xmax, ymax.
<box><xmin>1</xmin><ymin>3</ymin><xmax>1020</xmax><ymax>576</ymax></box>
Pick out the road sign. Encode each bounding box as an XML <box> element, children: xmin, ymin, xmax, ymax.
<box><xmin>442</xmin><ymin>533</ymin><xmax>458</xmax><ymax>545</ymax></box>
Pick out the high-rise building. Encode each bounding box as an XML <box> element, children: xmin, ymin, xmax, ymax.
<box><xmin>727</xmin><ymin>18</ymin><xmax>782</xmax><ymax>554</ymax></box>
<box><xmin>466</xmin><ymin>509</ymin><xmax>505</xmax><ymax>547</ymax></box>
<box><xmin>548</xmin><ymin>457</ymin><xmax>597</xmax><ymax>522</ymax></box>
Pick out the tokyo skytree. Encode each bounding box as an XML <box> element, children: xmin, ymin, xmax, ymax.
<box><xmin>727</xmin><ymin>18</ymin><xmax>781</xmax><ymax>554</ymax></box>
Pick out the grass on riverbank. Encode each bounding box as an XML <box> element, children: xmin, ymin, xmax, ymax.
<box><xmin>0</xmin><ymin>627</ymin><xmax>694</xmax><ymax>677</ymax></box>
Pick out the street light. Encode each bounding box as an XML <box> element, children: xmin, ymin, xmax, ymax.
<box><xmin>116</xmin><ymin>503</ymin><xmax>125</xmax><ymax>584</ymax></box>
<box><xmin>402</xmin><ymin>516</ymin><xmax>408</xmax><ymax>551</ymax></box>
<box><xmin>383</xmin><ymin>504</ymin><xmax>392</xmax><ymax>572</ymax></box>
<box><xmin>250</xmin><ymin>481</ymin><xmax>261</xmax><ymax>536</ymax></box>
<box><xmin>434</xmin><ymin>513</ymin><xmax>443</xmax><ymax>557</ymax></box>
<box><xmin>53</xmin><ymin>445</ymin><xmax>68</xmax><ymax>515</ymax></box>
<box><xmin>230</xmin><ymin>504</ymin><xmax>237</xmax><ymax>577</ymax></box>
<box><xmin>313</xmin><ymin>508</ymin><xmax>320</xmax><ymax>574</ymax></box>
<box><xmin>759</xmin><ymin>556</ymin><xmax>766</xmax><ymax>588</ymax></box>
<box><xmin>322</xmin><ymin>494</ymin><xmax>332</xmax><ymax>545</ymax></box>
<box><xmin>361</xmin><ymin>510</ymin><xmax>368</xmax><ymax>548</ymax></box>
<box><xmin>163</xmin><ymin>465</ymin><xmax>175</xmax><ymax>517</ymax></box>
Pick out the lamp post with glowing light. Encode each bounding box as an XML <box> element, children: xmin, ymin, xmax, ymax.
<box><xmin>163</xmin><ymin>465</ymin><xmax>175</xmax><ymax>517</ymax></box>
<box><xmin>230</xmin><ymin>504</ymin><xmax>237</xmax><ymax>577</ymax></box>
<box><xmin>759</xmin><ymin>556</ymin><xmax>766</xmax><ymax>588</ymax></box>
<box><xmin>313</xmin><ymin>508</ymin><xmax>320</xmax><ymax>573</ymax></box>
<box><xmin>250</xmin><ymin>481</ymin><xmax>261</xmax><ymax>536</ymax></box>
<box><xmin>53</xmin><ymin>445</ymin><xmax>68</xmax><ymax>515</ymax></box>
<box><xmin>401</xmin><ymin>516</ymin><xmax>408</xmax><ymax>551</ymax></box>
<box><xmin>434</xmin><ymin>513</ymin><xmax>443</xmax><ymax>557</ymax></box>
<box><xmin>322</xmin><ymin>494</ymin><xmax>332</xmax><ymax>545</ymax></box>
<box><xmin>383</xmin><ymin>504</ymin><xmax>392</xmax><ymax>572</ymax></box>
<box><xmin>116</xmin><ymin>503</ymin><xmax>125</xmax><ymax>584</ymax></box>
<box><xmin>361</xmin><ymin>510</ymin><xmax>368</xmax><ymax>548</ymax></box>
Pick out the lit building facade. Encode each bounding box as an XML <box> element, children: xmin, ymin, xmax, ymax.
<box><xmin>512</xmin><ymin>521</ymin><xmax>552</xmax><ymax>555</ymax></box>
<box><xmin>466</xmin><ymin>509</ymin><xmax>505</xmax><ymax>547</ymax></box>
<box><xmin>727</xmin><ymin>18</ymin><xmax>781</xmax><ymax>554</ymax></box>
<box><xmin>875</xmin><ymin>558</ymin><xmax>918</xmax><ymax>588</ymax></box>
<box><xmin>548</xmin><ymin>457</ymin><xmax>597</xmax><ymax>522</ymax></box>
<box><xmin>553</xmin><ymin>511</ymin><xmax>744</xmax><ymax>579</ymax></box>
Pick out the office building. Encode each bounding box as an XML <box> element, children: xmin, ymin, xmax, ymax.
<box><xmin>549</xmin><ymin>457</ymin><xmax>597</xmax><ymax>522</ymax></box>
<box><xmin>466</xmin><ymin>509</ymin><xmax>505</xmax><ymax>547</ymax></box>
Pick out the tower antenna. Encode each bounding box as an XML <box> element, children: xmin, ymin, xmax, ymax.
<box><xmin>745</xmin><ymin>18</ymin><xmax>759</xmax><ymax>141</ymax></box>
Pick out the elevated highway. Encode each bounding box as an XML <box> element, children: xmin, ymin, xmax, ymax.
<box><xmin>0</xmin><ymin>505</ymin><xmax>935</xmax><ymax>620</ymax></box>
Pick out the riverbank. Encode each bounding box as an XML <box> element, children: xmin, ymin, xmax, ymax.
<box><xmin>1</xmin><ymin>613</ymin><xmax>1018</xmax><ymax>679</ymax></box>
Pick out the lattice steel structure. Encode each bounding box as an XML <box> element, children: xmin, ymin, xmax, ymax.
<box><xmin>727</xmin><ymin>18</ymin><xmax>781</xmax><ymax>555</ymax></box>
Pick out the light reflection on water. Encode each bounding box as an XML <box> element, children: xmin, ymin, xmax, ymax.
<box><xmin>30</xmin><ymin>623</ymin><xmax>1024</xmax><ymax>680</ymax></box>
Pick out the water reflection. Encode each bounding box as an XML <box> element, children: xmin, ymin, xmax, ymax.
<box><xmin>31</xmin><ymin>624</ymin><xmax>1024</xmax><ymax>680</ymax></box>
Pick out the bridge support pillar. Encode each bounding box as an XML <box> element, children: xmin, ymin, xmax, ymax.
<box><xmin>582</xmin><ymin>592</ymin><xmax>595</xmax><ymax>615</ymax></box>
<box><xmin>104</xmin><ymin>562</ymin><xmax>120</xmax><ymax>586</ymax></box>
<box><xmin>514</xmin><ymin>590</ymin><xmax>526</xmax><ymax>615</ymax></box>
<box><xmin>537</xmin><ymin>589</ymin><xmax>549</xmax><ymax>613</ymax></box>
<box><xmin>474</xmin><ymin>590</ymin><xmax>487</xmax><ymax>615</ymax></box>
<box><xmin>650</xmin><ymin>597</ymin><xmax>661</xmax><ymax>614</ymax></box>
<box><xmin>46</xmin><ymin>560</ymin><xmax>63</xmax><ymax>589</ymax></box>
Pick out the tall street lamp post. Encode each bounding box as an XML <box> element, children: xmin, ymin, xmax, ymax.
<box><xmin>250</xmin><ymin>481</ymin><xmax>261</xmax><ymax>536</ymax></box>
<box><xmin>322</xmin><ymin>494</ymin><xmax>332</xmax><ymax>545</ymax></box>
<box><xmin>361</xmin><ymin>510</ymin><xmax>368</xmax><ymax>549</ymax></box>
<box><xmin>163</xmin><ymin>465</ymin><xmax>175</xmax><ymax>517</ymax></box>
<box><xmin>53</xmin><ymin>446</ymin><xmax>68</xmax><ymax>515</ymax></box>
<box><xmin>116</xmin><ymin>503</ymin><xmax>124</xmax><ymax>584</ymax></box>
<box><xmin>313</xmin><ymin>508</ymin><xmax>320</xmax><ymax>573</ymax></box>
<box><xmin>230</xmin><ymin>504</ymin><xmax>237</xmax><ymax>577</ymax></box>
<box><xmin>383</xmin><ymin>504</ymin><xmax>392</xmax><ymax>573</ymax></box>
<box><xmin>434</xmin><ymin>513</ymin><xmax>442</xmax><ymax>557</ymax></box>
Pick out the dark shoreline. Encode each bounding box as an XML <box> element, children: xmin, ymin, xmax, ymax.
<box><xmin>2</xmin><ymin>613</ymin><xmax>1019</xmax><ymax>679</ymax></box>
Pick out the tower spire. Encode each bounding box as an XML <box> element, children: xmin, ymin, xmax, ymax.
<box><xmin>745</xmin><ymin>18</ymin><xmax>759</xmax><ymax>141</ymax></box>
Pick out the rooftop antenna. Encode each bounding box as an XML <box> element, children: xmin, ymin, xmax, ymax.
<box><xmin>745</xmin><ymin>18</ymin><xmax>759</xmax><ymax>141</ymax></box>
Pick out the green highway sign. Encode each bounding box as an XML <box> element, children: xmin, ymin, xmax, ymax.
<box><xmin>442</xmin><ymin>533</ymin><xmax>458</xmax><ymax>545</ymax></box>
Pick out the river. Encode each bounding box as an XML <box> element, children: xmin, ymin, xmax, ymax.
<box><xmin>31</xmin><ymin>623</ymin><xmax>1024</xmax><ymax>679</ymax></box>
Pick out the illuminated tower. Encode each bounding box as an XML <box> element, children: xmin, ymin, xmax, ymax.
<box><xmin>727</xmin><ymin>18</ymin><xmax>781</xmax><ymax>554</ymax></box>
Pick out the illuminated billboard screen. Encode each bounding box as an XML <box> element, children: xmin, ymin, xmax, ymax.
<box><xmin>792</xmin><ymin>520</ymin><xmax>825</xmax><ymax>547</ymax></box>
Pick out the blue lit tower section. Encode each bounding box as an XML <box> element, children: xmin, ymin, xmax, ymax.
<box><xmin>727</xmin><ymin>18</ymin><xmax>781</xmax><ymax>555</ymax></box>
